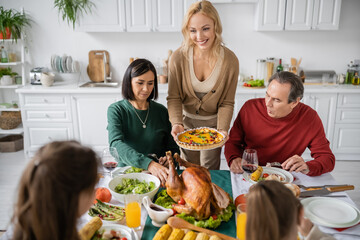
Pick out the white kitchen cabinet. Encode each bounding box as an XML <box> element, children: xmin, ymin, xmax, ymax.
<box><xmin>18</xmin><ymin>94</ymin><xmax>74</xmax><ymax>158</ymax></box>
<box><xmin>77</xmin><ymin>0</ymin><xmax>126</xmax><ymax>32</ymax></box>
<box><xmin>255</xmin><ymin>0</ymin><xmax>286</xmax><ymax>31</ymax></box>
<box><xmin>332</xmin><ymin>93</ymin><xmax>360</xmax><ymax>160</ymax></box>
<box><xmin>71</xmin><ymin>94</ymin><xmax>120</xmax><ymax>152</ymax></box>
<box><xmin>255</xmin><ymin>0</ymin><xmax>342</xmax><ymax>31</ymax></box>
<box><xmin>152</xmin><ymin>0</ymin><xmax>183</xmax><ymax>32</ymax></box>
<box><xmin>78</xmin><ymin>0</ymin><xmax>182</xmax><ymax>32</ymax></box>
<box><xmin>125</xmin><ymin>0</ymin><xmax>152</xmax><ymax>32</ymax></box>
<box><xmin>126</xmin><ymin>0</ymin><xmax>183</xmax><ymax>32</ymax></box>
<box><xmin>302</xmin><ymin>93</ymin><xmax>337</xmax><ymax>142</ymax></box>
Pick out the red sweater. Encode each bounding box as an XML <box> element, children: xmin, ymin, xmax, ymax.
<box><xmin>224</xmin><ymin>98</ymin><xmax>335</xmax><ymax>176</ymax></box>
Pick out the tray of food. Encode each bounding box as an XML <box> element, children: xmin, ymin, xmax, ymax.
<box><xmin>175</xmin><ymin>127</ymin><xmax>225</xmax><ymax>151</ymax></box>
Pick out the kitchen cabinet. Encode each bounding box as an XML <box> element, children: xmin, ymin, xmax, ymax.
<box><xmin>302</xmin><ymin>93</ymin><xmax>337</xmax><ymax>142</ymax></box>
<box><xmin>77</xmin><ymin>0</ymin><xmax>183</xmax><ymax>32</ymax></box>
<box><xmin>255</xmin><ymin>0</ymin><xmax>342</xmax><ymax>31</ymax></box>
<box><xmin>126</xmin><ymin>0</ymin><xmax>183</xmax><ymax>32</ymax></box>
<box><xmin>71</xmin><ymin>94</ymin><xmax>120</xmax><ymax>152</ymax></box>
<box><xmin>332</xmin><ymin>93</ymin><xmax>360</xmax><ymax>160</ymax></box>
<box><xmin>77</xmin><ymin>0</ymin><xmax>126</xmax><ymax>32</ymax></box>
<box><xmin>18</xmin><ymin>94</ymin><xmax>74</xmax><ymax>158</ymax></box>
<box><xmin>0</xmin><ymin>39</ymin><xmax>26</xmax><ymax>136</ymax></box>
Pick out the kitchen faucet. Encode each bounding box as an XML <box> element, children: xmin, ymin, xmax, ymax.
<box><xmin>95</xmin><ymin>51</ymin><xmax>111</xmax><ymax>83</ymax></box>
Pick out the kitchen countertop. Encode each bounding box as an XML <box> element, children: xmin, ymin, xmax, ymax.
<box><xmin>15</xmin><ymin>82</ymin><xmax>360</xmax><ymax>94</ymax></box>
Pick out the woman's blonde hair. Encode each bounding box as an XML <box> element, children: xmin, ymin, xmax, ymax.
<box><xmin>12</xmin><ymin>141</ymin><xmax>101</xmax><ymax>240</ymax></box>
<box><xmin>246</xmin><ymin>181</ymin><xmax>301</xmax><ymax>240</ymax></box>
<box><xmin>181</xmin><ymin>0</ymin><xmax>223</xmax><ymax>58</ymax></box>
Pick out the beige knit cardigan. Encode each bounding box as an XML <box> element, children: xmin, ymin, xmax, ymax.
<box><xmin>167</xmin><ymin>46</ymin><xmax>239</xmax><ymax>131</ymax></box>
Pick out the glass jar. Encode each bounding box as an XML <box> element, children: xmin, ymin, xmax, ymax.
<box><xmin>256</xmin><ymin>59</ymin><xmax>266</xmax><ymax>81</ymax></box>
<box><xmin>345</xmin><ymin>62</ymin><xmax>358</xmax><ymax>84</ymax></box>
<box><xmin>266</xmin><ymin>57</ymin><xmax>275</xmax><ymax>85</ymax></box>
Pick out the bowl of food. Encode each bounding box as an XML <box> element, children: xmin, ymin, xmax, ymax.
<box><xmin>108</xmin><ymin>173</ymin><xmax>160</xmax><ymax>203</ymax></box>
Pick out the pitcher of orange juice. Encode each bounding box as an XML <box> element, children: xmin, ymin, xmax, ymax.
<box><xmin>125</xmin><ymin>194</ymin><xmax>142</xmax><ymax>230</ymax></box>
<box><xmin>237</xmin><ymin>204</ymin><xmax>247</xmax><ymax>240</ymax></box>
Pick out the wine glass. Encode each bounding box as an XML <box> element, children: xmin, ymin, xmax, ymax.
<box><xmin>241</xmin><ymin>149</ymin><xmax>259</xmax><ymax>174</ymax></box>
<box><xmin>102</xmin><ymin>147</ymin><xmax>119</xmax><ymax>178</ymax></box>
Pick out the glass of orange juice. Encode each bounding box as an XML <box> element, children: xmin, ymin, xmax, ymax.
<box><xmin>125</xmin><ymin>194</ymin><xmax>142</xmax><ymax>230</ymax></box>
<box><xmin>236</xmin><ymin>204</ymin><xmax>247</xmax><ymax>240</ymax></box>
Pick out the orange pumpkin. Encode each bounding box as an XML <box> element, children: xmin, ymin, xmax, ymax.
<box><xmin>94</xmin><ymin>187</ymin><xmax>112</xmax><ymax>204</ymax></box>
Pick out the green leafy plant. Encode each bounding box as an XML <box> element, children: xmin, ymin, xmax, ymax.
<box><xmin>0</xmin><ymin>7</ymin><xmax>32</xmax><ymax>42</ymax></box>
<box><xmin>54</xmin><ymin>0</ymin><xmax>95</xmax><ymax>29</ymax></box>
<box><xmin>0</xmin><ymin>67</ymin><xmax>18</xmax><ymax>78</ymax></box>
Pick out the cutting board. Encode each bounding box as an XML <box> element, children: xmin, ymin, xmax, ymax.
<box><xmin>88</xmin><ymin>50</ymin><xmax>110</xmax><ymax>82</ymax></box>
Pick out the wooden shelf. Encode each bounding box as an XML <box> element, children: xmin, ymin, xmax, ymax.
<box><xmin>0</xmin><ymin>124</ymin><xmax>23</xmax><ymax>135</ymax></box>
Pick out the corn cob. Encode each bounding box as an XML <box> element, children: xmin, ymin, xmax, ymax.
<box><xmin>195</xmin><ymin>232</ymin><xmax>209</xmax><ymax>240</ymax></box>
<box><xmin>251</xmin><ymin>166</ymin><xmax>263</xmax><ymax>181</ymax></box>
<box><xmin>168</xmin><ymin>228</ymin><xmax>185</xmax><ymax>240</ymax></box>
<box><xmin>153</xmin><ymin>224</ymin><xmax>173</xmax><ymax>240</ymax></box>
<box><xmin>209</xmin><ymin>235</ymin><xmax>222</xmax><ymax>240</ymax></box>
<box><xmin>183</xmin><ymin>231</ymin><xmax>197</xmax><ymax>240</ymax></box>
<box><xmin>79</xmin><ymin>216</ymin><xmax>102</xmax><ymax>240</ymax></box>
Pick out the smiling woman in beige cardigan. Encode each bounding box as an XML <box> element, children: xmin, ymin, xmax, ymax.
<box><xmin>167</xmin><ymin>0</ymin><xmax>239</xmax><ymax>170</ymax></box>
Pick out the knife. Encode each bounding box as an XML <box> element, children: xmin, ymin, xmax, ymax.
<box><xmin>299</xmin><ymin>185</ymin><xmax>354</xmax><ymax>198</ymax></box>
<box><xmin>297</xmin><ymin>184</ymin><xmax>352</xmax><ymax>191</ymax></box>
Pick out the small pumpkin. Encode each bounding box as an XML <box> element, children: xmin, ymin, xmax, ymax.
<box><xmin>94</xmin><ymin>187</ymin><xmax>112</xmax><ymax>204</ymax></box>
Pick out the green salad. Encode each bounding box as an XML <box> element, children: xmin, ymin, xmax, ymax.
<box><xmin>124</xmin><ymin>166</ymin><xmax>144</xmax><ymax>173</ymax></box>
<box><xmin>154</xmin><ymin>189</ymin><xmax>235</xmax><ymax>229</ymax></box>
<box><xmin>114</xmin><ymin>178</ymin><xmax>155</xmax><ymax>194</ymax></box>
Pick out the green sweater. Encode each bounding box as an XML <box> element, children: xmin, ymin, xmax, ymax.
<box><xmin>107</xmin><ymin>100</ymin><xmax>179</xmax><ymax>169</ymax></box>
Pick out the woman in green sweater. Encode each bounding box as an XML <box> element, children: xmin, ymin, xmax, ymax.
<box><xmin>107</xmin><ymin>59</ymin><xmax>179</xmax><ymax>185</ymax></box>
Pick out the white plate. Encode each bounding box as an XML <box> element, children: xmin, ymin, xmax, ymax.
<box><xmin>56</xmin><ymin>56</ymin><xmax>62</xmax><ymax>72</ymax></box>
<box><xmin>73</xmin><ymin>60</ymin><xmax>80</xmax><ymax>73</ymax></box>
<box><xmin>243</xmin><ymin>167</ymin><xmax>294</xmax><ymax>184</ymax></box>
<box><xmin>51</xmin><ymin>55</ymin><xmax>57</xmax><ymax>71</ymax></box>
<box><xmin>66</xmin><ymin>56</ymin><xmax>73</xmax><ymax>73</ymax></box>
<box><xmin>61</xmin><ymin>54</ymin><xmax>67</xmax><ymax>73</ymax></box>
<box><xmin>301</xmin><ymin>197</ymin><xmax>360</xmax><ymax>228</ymax></box>
<box><xmin>97</xmin><ymin>223</ymin><xmax>139</xmax><ymax>240</ymax></box>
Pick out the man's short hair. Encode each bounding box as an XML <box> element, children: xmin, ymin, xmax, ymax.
<box><xmin>268</xmin><ymin>71</ymin><xmax>304</xmax><ymax>103</ymax></box>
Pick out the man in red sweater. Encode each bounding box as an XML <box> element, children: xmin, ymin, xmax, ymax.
<box><xmin>225</xmin><ymin>72</ymin><xmax>335</xmax><ymax>176</ymax></box>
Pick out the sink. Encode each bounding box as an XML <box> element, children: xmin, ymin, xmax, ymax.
<box><xmin>79</xmin><ymin>82</ymin><xmax>120</xmax><ymax>88</ymax></box>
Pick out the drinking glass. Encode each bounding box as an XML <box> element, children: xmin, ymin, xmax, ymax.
<box><xmin>236</xmin><ymin>204</ymin><xmax>247</xmax><ymax>240</ymax></box>
<box><xmin>241</xmin><ymin>149</ymin><xmax>259</xmax><ymax>174</ymax></box>
<box><xmin>124</xmin><ymin>194</ymin><xmax>142</xmax><ymax>231</ymax></box>
<box><xmin>101</xmin><ymin>147</ymin><xmax>119</xmax><ymax>178</ymax></box>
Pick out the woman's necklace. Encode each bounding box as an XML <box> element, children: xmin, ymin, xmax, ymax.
<box><xmin>131</xmin><ymin>102</ymin><xmax>150</xmax><ymax>128</ymax></box>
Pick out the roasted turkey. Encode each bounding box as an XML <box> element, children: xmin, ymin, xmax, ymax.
<box><xmin>165</xmin><ymin>151</ymin><xmax>231</xmax><ymax>220</ymax></box>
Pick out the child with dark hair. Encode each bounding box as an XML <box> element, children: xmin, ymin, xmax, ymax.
<box><xmin>7</xmin><ymin>141</ymin><xmax>101</xmax><ymax>240</ymax></box>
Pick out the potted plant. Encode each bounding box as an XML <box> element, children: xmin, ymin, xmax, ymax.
<box><xmin>54</xmin><ymin>0</ymin><xmax>95</xmax><ymax>29</ymax></box>
<box><xmin>0</xmin><ymin>7</ymin><xmax>32</xmax><ymax>41</ymax></box>
<box><xmin>0</xmin><ymin>67</ymin><xmax>18</xmax><ymax>86</ymax></box>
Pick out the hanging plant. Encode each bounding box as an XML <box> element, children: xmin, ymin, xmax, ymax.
<box><xmin>54</xmin><ymin>0</ymin><xmax>95</xmax><ymax>29</ymax></box>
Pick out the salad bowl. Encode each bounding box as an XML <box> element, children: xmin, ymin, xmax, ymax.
<box><xmin>108</xmin><ymin>173</ymin><xmax>160</xmax><ymax>203</ymax></box>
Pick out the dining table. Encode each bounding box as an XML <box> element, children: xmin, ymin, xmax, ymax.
<box><xmin>75</xmin><ymin>169</ymin><xmax>360</xmax><ymax>240</ymax></box>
